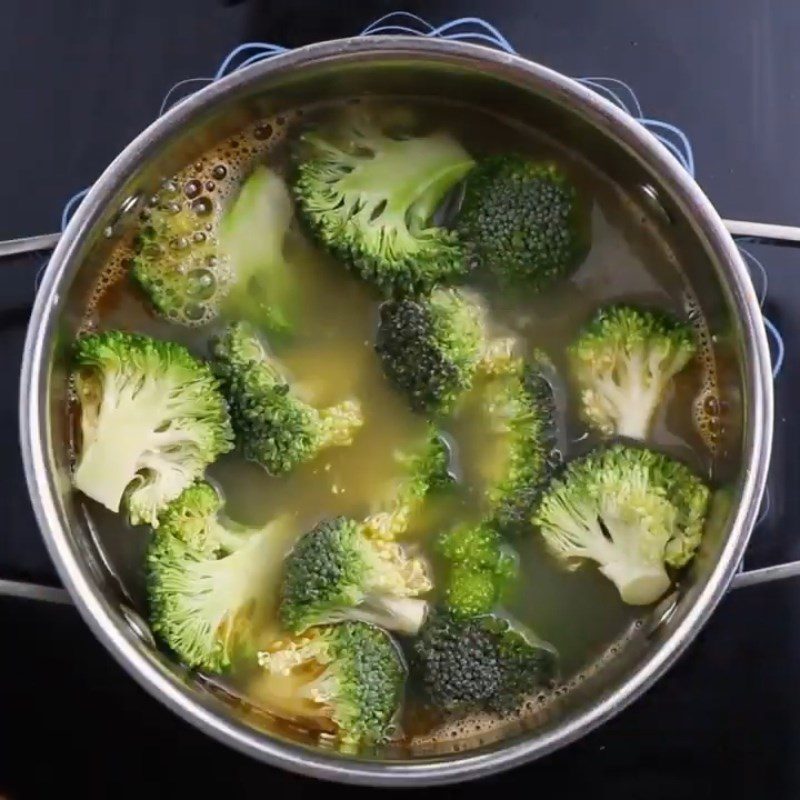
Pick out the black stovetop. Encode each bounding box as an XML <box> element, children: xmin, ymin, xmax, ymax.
<box><xmin>3</xmin><ymin>1</ymin><xmax>800</xmax><ymax>797</ymax></box>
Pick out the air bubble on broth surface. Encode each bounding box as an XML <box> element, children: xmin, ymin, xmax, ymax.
<box><xmin>683</xmin><ymin>290</ymin><xmax>722</xmax><ymax>453</ymax></box>
<box><xmin>74</xmin><ymin>97</ymin><xmax>728</xmax><ymax>752</ymax></box>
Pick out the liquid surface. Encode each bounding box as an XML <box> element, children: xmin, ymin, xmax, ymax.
<box><xmin>77</xmin><ymin>98</ymin><xmax>720</xmax><ymax>750</ymax></box>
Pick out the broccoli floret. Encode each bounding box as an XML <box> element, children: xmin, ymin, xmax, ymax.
<box><xmin>437</xmin><ymin>523</ymin><xmax>518</xmax><ymax>618</ymax></box>
<box><xmin>362</xmin><ymin>425</ymin><xmax>454</xmax><ymax>540</ymax></box>
<box><xmin>258</xmin><ymin>621</ymin><xmax>405</xmax><ymax>747</ymax></box>
<box><xmin>456</xmin><ymin>155</ymin><xmax>589</xmax><ymax>290</ymax></box>
<box><xmin>294</xmin><ymin>108</ymin><xmax>475</xmax><ymax>297</ymax></box>
<box><xmin>569</xmin><ymin>304</ymin><xmax>696</xmax><ymax>440</ymax></box>
<box><xmin>210</xmin><ymin>321</ymin><xmax>363</xmax><ymax>475</ymax></box>
<box><xmin>72</xmin><ymin>331</ymin><xmax>233</xmax><ymax>527</ymax></box>
<box><xmin>131</xmin><ymin>168</ymin><xmax>298</xmax><ymax>333</ymax></box>
<box><xmin>279</xmin><ymin>516</ymin><xmax>431</xmax><ymax>635</ymax></box>
<box><xmin>375</xmin><ymin>288</ymin><xmax>518</xmax><ymax>414</ymax></box>
<box><xmin>147</xmin><ymin>483</ymin><xmax>297</xmax><ymax>671</ymax></box>
<box><xmin>534</xmin><ymin>444</ymin><xmax>710</xmax><ymax>605</ymax></box>
<box><xmin>217</xmin><ymin>166</ymin><xmax>298</xmax><ymax>333</ymax></box>
<box><xmin>414</xmin><ymin>611</ymin><xmax>557</xmax><ymax>714</ymax></box>
<box><xmin>483</xmin><ymin>362</ymin><xmax>561</xmax><ymax>535</ymax></box>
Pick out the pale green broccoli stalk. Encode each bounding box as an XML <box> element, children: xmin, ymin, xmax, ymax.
<box><xmin>362</xmin><ymin>425</ymin><xmax>454</xmax><ymax>540</ymax></box>
<box><xmin>294</xmin><ymin>108</ymin><xmax>475</xmax><ymax>297</ymax></box>
<box><xmin>279</xmin><ymin>517</ymin><xmax>431</xmax><ymax>635</ymax></box>
<box><xmin>210</xmin><ymin>321</ymin><xmax>363</xmax><ymax>475</ymax></box>
<box><xmin>72</xmin><ymin>331</ymin><xmax>233</xmax><ymax>527</ymax></box>
<box><xmin>436</xmin><ymin>523</ymin><xmax>518</xmax><ymax>618</ymax></box>
<box><xmin>569</xmin><ymin>304</ymin><xmax>696</xmax><ymax>440</ymax></box>
<box><xmin>147</xmin><ymin>482</ymin><xmax>297</xmax><ymax>671</ymax></box>
<box><xmin>375</xmin><ymin>288</ymin><xmax>518</xmax><ymax>414</ymax></box>
<box><xmin>456</xmin><ymin>155</ymin><xmax>590</xmax><ymax>291</ymax></box>
<box><xmin>218</xmin><ymin>166</ymin><xmax>298</xmax><ymax>333</ymax></box>
<box><xmin>414</xmin><ymin>611</ymin><xmax>557</xmax><ymax>713</ymax></box>
<box><xmin>258</xmin><ymin>621</ymin><xmax>405</xmax><ymax>747</ymax></box>
<box><xmin>483</xmin><ymin>361</ymin><xmax>561</xmax><ymax>536</ymax></box>
<box><xmin>534</xmin><ymin>444</ymin><xmax>710</xmax><ymax>605</ymax></box>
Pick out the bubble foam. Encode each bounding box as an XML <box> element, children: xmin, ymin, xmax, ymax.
<box><xmin>80</xmin><ymin>112</ymin><xmax>298</xmax><ymax>333</ymax></box>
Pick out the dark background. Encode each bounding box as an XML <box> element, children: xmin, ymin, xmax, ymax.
<box><xmin>2</xmin><ymin>1</ymin><xmax>800</xmax><ymax>797</ymax></box>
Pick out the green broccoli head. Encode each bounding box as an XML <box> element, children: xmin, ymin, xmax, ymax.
<box><xmin>132</xmin><ymin>168</ymin><xmax>298</xmax><ymax>333</ymax></box>
<box><xmin>147</xmin><ymin>483</ymin><xmax>297</xmax><ymax>671</ymax></box>
<box><xmin>258</xmin><ymin>621</ymin><xmax>405</xmax><ymax>747</ymax></box>
<box><xmin>483</xmin><ymin>362</ymin><xmax>561</xmax><ymax>536</ymax></box>
<box><xmin>363</xmin><ymin>425</ymin><xmax>454</xmax><ymax>540</ymax></box>
<box><xmin>293</xmin><ymin>108</ymin><xmax>474</xmax><ymax>297</ymax></box>
<box><xmin>210</xmin><ymin>321</ymin><xmax>363</xmax><ymax>474</ymax></box>
<box><xmin>456</xmin><ymin>155</ymin><xmax>590</xmax><ymax>291</ymax></box>
<box><xmin>437</xmin><ymin>523</ymin><xmax>518</xmax><ymax>618</ymax></box>
<box><xmin>569</xmin><ymin>304</ymin><xmax>696</xmax><ymax>441</ymax></box>
<box><xmin>279</xmin><ymin>516</ymin><xmax>431</xmax><ymax>635</ymax></box>
<box><xmin>534</xmin><ymin>444</ymin><xmax>710</xmax><ymax>605</ymax></box>
<box><xmin>72</xmin><ymin>331</ymin><xmax>234</xmax><ymax>527</ymax></box>
<box><xmin>376</xmin><ymin>288</ymin><xmax>517</xmax><ymax>414</ymax></box>
<box><xmin>414</xmin><ymin>611</ymin><xmax>557</xmax><ymax>714</ymax></box>
<box><xmin>157</xmin><ymin>481</ymin><xmax>225</xmax><ymax>552</ymax></box>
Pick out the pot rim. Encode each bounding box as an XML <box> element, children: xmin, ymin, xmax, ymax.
<box><xmin>19</xmin><ymin>36</ymin><xmax>773</xmax><ymax>786</ymax></box>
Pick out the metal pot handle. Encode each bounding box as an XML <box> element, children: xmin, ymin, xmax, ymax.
<box><xmin>0</xmin><ymin>221</ymin><xmax>796</xmax><ymax>600</ymax></box>
<box><xmin>724</xmin><ymin>218</ymin><xmax>800</xmax><ymax>589</ymax></box>
<box><xmin>3</xmin><ymin>219</ymin><xmax>800</xmax><ymax>260</ymax></box>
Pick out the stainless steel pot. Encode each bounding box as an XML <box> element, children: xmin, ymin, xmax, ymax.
<box><xmin>18</xmin><ymin>37</ymin><xmax>778</xmax><ymax>785</ymax></box>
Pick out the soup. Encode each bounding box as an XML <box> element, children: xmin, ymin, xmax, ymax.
<box><xmin>71</xmin><ymin>98</ymin><xmax>721</xmax><ymax>753</ymax></box>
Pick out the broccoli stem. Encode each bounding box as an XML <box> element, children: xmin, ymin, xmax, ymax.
<box><xmin>74</xmin><ymin>432</ymin><xmax>143</xmax><ymax>512</ymax></box>
<box><xmin>348</xmin><ymin>596</ymin><xmax>428</xmax><ymax>635</ymax></box>
<box><xmin>342</xmin><ymin>131</ymin><xmax>473</xmax><ymax>224</ymax></box>
<box><xmin>601</xmin><ymin>560</ymin><xmax>670</xmax><ymax>605</ymax></box>
<box><xmin>615</xmin><ymin>399</ymin><xmax>657</xmax><ymax>440</ymax></box>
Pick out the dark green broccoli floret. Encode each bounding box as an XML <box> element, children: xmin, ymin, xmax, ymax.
<box><xmin>436</xmin><ymin>523</ymin><xmax>518</xmax><ymax>618</ymax></box>
<box><xmin>258</xmin><ymin>621</ymin><xmax>405</xmax><ymax>747</ymax></box>
<box><xmin>293</xmin><ymin>108</ymin><xmax>475</xmax><ymax>297</ymax></box>
<box><xmin>534</xmin><ymin>444</ymin><xmax>710</xmax><ymax>605</ymax></box>
<box><xmin>456</xmin><ymin>155</ymin><xmax>589</xmax><ymax>291</ymax></box>
<box><xmin>147</xmin><ymin>482</ymin><xmax>296</xmax><ymax>671</ymax></box>
<box><xmin>375</xmin><ymin>288</ymin><xmax>518</xmax><ymax>414</ymax></box>
<box><xmin>210</xmin><ymin>321</ymin><xmax>363</xmax><ymax>475</ymax></box>
<box><xmin>279</xmin><ymin>516</ymin><xmax>431</xmax><ymax>635</ymax></box>
<box><xmin>72</xmin><ymin>331</ymin><xmax>233</xmax><ymax>527</ymax></box>
<box><xmin>132</xmin><ymin>168</ymin><xmax>299</xmax><ymax>333</ymax></box>
<box><xmin>482</xmin><ymin>361</ymin><xmax>561</xmax><ymax>535</ymax></box>
<box><xmin>414</xmin><ymin>611</ymin><xmax>557</xmax><ymax>714</ymax></box>
<box><xmin>569</xmin><ymin>304</ymin><xmax>696</xmax><ymax>441</ymax></box>
<box><xmin>363</xmin><ymin>425</ymin><xmax>454</xmax><ymax>540</ymax></box>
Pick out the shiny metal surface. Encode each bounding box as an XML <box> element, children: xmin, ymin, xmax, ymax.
<box><xmin>19</xmin><ymin>37</ymin><xmax>773</xmax><ymax>785</ymax></box>
<box><xmin>732</xmin><ymin>561</ymin><xmax>800</xmax><ymax>589</ymax></box>
<box><xmin>0</xmin><ymin>232</ymin><xmax>61</xmax><ymax>259</ymax></box>
<box><xmin>725</xmin><ymin>218</ymin><xmax>800</xmax><ymax>248</ymax></box>
<box><xmin>0</xmin><ymin>578</ymin><xmax>71</xmax><ymax>604</ymax></box>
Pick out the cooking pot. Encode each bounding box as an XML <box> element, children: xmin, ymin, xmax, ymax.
<box><xmin>18</xmin><ymin>36</ymin><xmax>779</xmax><ymax>785</ymax></box>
